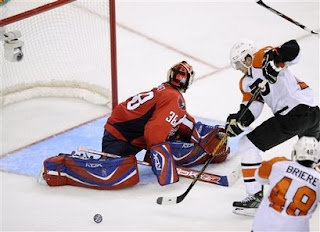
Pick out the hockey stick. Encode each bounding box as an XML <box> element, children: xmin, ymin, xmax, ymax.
<box><xmin>156</xmin><ymin>80</ymin><xmax>268</xmax><ymax>205</ymax></box>
<box><xmin>256</xmin><ymin>0</ymin><xmax>319</xmax><ymax>36</ymax></box>
<box><xmin>77</xmin><ymin>146</ymin><xmax>235</xmax><ymax>186</ymax></box>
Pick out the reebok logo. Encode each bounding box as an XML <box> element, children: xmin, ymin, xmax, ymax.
<box><xmin>182</xmin><ymin>143</ymin><xmax>194</xmax><ymax>148</ymax></box>
<box><xmin>153</xmin><ymin>154</ymin><xmax>162</xmax><ymax>171</ymax></box>
<box><xmin>86</xmin><ymin>163</ymin><xmax>103</xmax><ymax>168</ymax></box>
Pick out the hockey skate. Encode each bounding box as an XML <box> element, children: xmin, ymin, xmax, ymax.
<box><xmin>232</xmin><ymin>190</ymin><xmax>263</xmax><ymax>216</ymax></box>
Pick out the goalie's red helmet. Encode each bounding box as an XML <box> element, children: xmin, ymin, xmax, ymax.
<box><xmin>167</xmin><ymin>61</ymin><xmax>195</xmax><ymax>93</ymax></box>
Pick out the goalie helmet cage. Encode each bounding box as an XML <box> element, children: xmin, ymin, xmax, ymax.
<box><xmin>0</xmin><ymin>0</ymin><xmax>118</xmax><ymax>109</ymax></box>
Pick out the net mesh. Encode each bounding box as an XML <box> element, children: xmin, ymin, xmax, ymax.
<box><xmin>0</xmin><ymin>0</ymin><xmax>112</xmax><ymax>106</ymax></box>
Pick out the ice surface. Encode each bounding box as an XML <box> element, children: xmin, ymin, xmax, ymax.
<box><xmin>1</xmin><ymin>0</ymin><xmax>319</xmax><ymax>231</ymax></box>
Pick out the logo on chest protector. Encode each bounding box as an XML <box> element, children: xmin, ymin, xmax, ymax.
<box><xmin>86</xmin><ymin>163</ymin><xmax>103</xmax><ymax>168</ymax></box>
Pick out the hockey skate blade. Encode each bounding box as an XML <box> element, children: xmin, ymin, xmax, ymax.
<box><xmin>156</xmin><ymin>197</ymin><xmax>177</xmax><ymax>205</ymax></box>
<box><xmin>232</xmin><ymin>207</ymin><xmax>256</xmax><ymax>217</ymax></box>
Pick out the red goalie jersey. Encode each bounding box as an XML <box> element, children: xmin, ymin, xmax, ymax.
<box><xmin>105</xmin><ymin>82</ymin><xmax>195</xmax><ymax>151</ymax></box>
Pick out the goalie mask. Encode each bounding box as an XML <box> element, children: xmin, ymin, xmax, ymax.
<box><xmin>292</xmin><ymin>136</ymin><xmax>319</xmax><ymax>164</ymax></box>
<box><xmin>230</xmin><ymin>40</ymin><xmax>255</xmax><ymax>74</ymax></box>
<box><xmin>167</xmin><ymin>61</ymin><xmax>195</xmax><ymax>93</ymax></box>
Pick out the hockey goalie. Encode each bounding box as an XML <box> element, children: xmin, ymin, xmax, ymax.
<box><xmin>39</xmin><ymin>121</ymin><xmax>230</xmax><ymax>190</ymax></box>
<box><xmin>39</xmin><ymin>61</ymin><xmax>230</xmax><ymax>190</ymax></box>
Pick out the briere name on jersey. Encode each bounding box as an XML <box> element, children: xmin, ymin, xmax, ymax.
<box><xmin>286</xmin><ymin>165</ymin><xmax>319</xmax><ymax>187</ymax></box>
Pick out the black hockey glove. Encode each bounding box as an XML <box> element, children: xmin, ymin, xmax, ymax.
<box><xmin>262</xmin><ymin>50</ymin><xmax>282</xmax><ymax>84</ymax></box>
<box><xmin>225</xmin><ymin>113</ymin><xmax>244</xmax><ymax>137</ymax></box>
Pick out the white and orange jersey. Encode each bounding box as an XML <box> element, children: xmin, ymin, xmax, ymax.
<box><xmin>240</xmin><ymin>46</ymin><xmax>317</xmax><ymax>120</ymax></box>
<box><xmin>253</xmin><ymin>157</ymin><xmax>320</xmax><ymax>231</ymax></box>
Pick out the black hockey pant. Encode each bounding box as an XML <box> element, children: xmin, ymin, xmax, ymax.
<box><xmin>102</xmin><ymin>130</ymin><xmax>142</xmax><ymax>156</ymax></box>
<box><xmin>247</xmin><ymin>104</ymin><xmax>320</xmax><ymax>152</ymax></box>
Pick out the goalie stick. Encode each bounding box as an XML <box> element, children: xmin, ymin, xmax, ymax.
<box><xmin>256</xmin><ymin>0</ymin><xmax>319</xmax><ymax>36</ymax></box>
<box><xmin>77</xmin><ymin>146</ymin><xmax>238</xmax><ymax>186</ymax></box>
<box><xmin>157</xmin><ymin>80</ymin><xmax>268</xmax><ymax>205</ymax></box>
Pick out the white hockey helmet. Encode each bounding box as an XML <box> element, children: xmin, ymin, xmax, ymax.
<box><xmin>230</xmin><ymin>40</ymin><xmax>256</xmax><ymax>70</ymax></box>
<box><xmin>292</xmin><ymin>136</ymin><xmax>319</xmax><ymax>163</ymax></box>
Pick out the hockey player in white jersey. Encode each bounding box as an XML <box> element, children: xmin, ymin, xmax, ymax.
<box><xmin>227</xmin><ymin>39</ymin><xmax>320</xmax><ymax>216</ymax></box>
<box><xmin>252</xmin><ymin>136</ymin><xmax>320</xmax><ymax>232</ymax></box>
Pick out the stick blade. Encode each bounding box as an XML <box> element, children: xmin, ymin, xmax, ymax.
<box><xmin>156</xmin><ymin>196</ymin><xmax>178</xmax><ymax>205</ymax></box>
<box><xmin>156</xmin><ymin>194</ymin><xmax>186</xmax><ymax>205</ymax></box>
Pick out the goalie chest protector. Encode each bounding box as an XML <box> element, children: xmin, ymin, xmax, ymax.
<box><xmin>42</xmin><ymin>153</ymin><xmax>139</xmax><ymax>190</ymax></box>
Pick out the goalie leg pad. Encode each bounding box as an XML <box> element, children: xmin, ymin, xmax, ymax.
<box><xmin>150</xmin><ymin>143</ymin><xmax>179</xmax><ymax>186</ymax></box>
<box><xmin>42</xmin><ymin>153</ymin><xmax>139</xmax><ymax>190</ymax></box>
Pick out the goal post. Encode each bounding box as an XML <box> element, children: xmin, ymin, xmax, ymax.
<box><xmin>0</xmin><ymin>0</ymin><xmax>118</xmax><ymax>108</ymax></box>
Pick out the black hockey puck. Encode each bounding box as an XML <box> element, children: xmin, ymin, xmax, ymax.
<box><xmin>93</xmin><ymin>214</ymin><xmax>103</xmax><ymax>223</ymax></box>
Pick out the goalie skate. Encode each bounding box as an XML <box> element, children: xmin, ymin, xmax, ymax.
<box><xmin>232</xmin><ymin>190</ymin><xmax>263</xmax><ymax>216</ymax></box>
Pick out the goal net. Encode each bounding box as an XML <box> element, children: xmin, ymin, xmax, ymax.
<box><xmin>0</xmin><ymin>0</ymin><xmax>116</xmax><ymax>107</ymax></box>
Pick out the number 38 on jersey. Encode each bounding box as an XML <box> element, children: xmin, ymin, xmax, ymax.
<box><xmin>166</xmin><ymin>111</ymin><xmax>181</xmax><ymax>126</ymax></box>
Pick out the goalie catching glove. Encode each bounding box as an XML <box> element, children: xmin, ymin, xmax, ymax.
<box><xmin>191</xmin><ymin>122</ymin><xmax>230</xmax><ymax>162</ymax></box>
<box><xmin>195</xmin><ymin>125</ymin><xmax>227</xmax><ymax>155</ymax></box>
<box><xmin>146</xmin><ymin>122</ymin><xmax>230</xmax><ymax>178</ymax></box>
